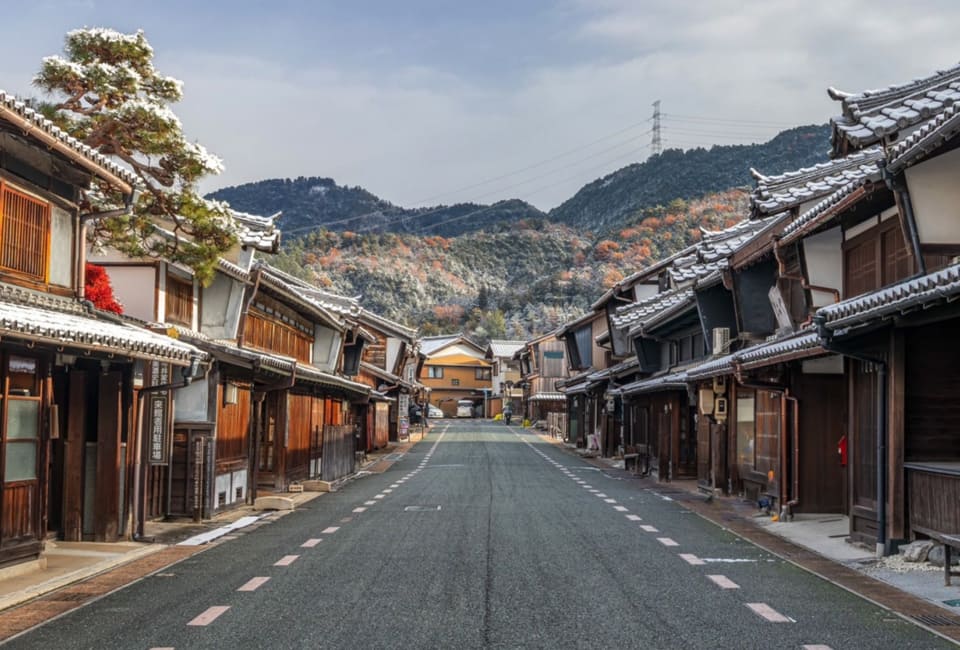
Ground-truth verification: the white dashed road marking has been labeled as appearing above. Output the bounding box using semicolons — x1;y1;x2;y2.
679;554;706;566
353;507;367;513
322;526;340;534
746;603;795;623
706;574;740;589
657;537;679;547
301;538;322;548
187;606;230;626
274;555;299;566
613;506;628;512
626;514;642;521
238;577;270;592
640;525;659;532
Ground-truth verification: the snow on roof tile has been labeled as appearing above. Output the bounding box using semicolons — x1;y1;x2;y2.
751;148;883;216
829;63;960;150
488;340;526;358
618;370;689;396
0;90;139;189
886;103;960;173
816;263;960;331
779;169;881;245
232;210;281;252
0;295;199;364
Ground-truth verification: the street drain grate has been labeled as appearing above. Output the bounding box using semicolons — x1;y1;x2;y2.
912;614;960;627
404;505;441;512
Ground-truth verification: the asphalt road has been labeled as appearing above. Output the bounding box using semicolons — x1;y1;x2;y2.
4;420;952;649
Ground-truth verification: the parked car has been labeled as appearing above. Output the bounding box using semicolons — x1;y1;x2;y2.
456;399;475;417
427;405;444;419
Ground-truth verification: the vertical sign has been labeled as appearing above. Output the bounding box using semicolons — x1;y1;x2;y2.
148;362;171;465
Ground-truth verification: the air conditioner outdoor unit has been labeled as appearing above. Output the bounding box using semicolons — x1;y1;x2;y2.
712;327;730;356
713;375;727;394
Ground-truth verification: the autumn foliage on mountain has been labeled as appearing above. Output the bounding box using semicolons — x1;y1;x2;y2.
271;189;749;341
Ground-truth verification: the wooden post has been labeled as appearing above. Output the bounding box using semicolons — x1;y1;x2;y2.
95;371;122;542
63;370;86;541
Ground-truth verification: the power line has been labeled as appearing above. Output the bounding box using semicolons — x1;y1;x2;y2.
661;112;798;127
282;126;654;237
407;116;653;207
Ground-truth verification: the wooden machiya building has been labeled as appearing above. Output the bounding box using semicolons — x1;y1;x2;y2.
0;91;207;569
557;311;609;449
515;332;567;429
608;219;775;483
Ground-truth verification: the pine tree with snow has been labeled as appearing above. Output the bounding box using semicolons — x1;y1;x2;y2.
34;28;236;283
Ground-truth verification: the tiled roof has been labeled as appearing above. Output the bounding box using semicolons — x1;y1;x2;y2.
611;287;693;331
0;294;200;365
530;392;566;402
829;63;960;150
737;331;822;369
586;358;638;384
420;334;462;355
488;340;526;358
618;370;689;396
887;103;960;173
0;90;139;190
751;148;883;216
233;210;280;252
679;331;823;380
816;263;960;331
778;170;880;245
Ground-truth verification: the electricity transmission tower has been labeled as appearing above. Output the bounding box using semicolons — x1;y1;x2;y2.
651;100;662;156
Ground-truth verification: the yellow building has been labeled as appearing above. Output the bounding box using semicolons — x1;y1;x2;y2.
419;335;493;417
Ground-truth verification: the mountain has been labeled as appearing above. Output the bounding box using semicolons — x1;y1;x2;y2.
270;189;750;340
219;123;833;341
207;177;545;238
548;124;830;232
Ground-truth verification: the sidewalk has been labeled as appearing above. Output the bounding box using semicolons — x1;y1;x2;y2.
0;437;418;618
548;435;960;644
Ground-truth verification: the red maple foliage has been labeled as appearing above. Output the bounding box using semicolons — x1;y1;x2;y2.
84;263;123;314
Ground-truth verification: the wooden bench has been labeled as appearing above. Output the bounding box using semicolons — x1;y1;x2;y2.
927;531;960;585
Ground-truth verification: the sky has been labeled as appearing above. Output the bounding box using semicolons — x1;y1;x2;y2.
2;0;959;211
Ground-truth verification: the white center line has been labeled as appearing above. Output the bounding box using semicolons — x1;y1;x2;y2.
353;507;367;513
596;493;608;498
613;506;628;512
187;606;230;626
626;514;642;521
657;537;679;547
603;498;617;503
364;501;377;506
390;484;399;488
322;526;340;534
274;555;300;566
706;574;740;589
746;603;795;623
301;538;322;548
383;489;393;493
802;646;833;650
640;525;659;533
238;577;270;592
374;494;386;499
679;553;706;566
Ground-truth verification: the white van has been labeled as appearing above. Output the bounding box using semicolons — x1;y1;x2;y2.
456;399;475;418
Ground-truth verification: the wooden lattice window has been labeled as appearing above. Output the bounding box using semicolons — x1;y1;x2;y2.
165;273;194;326
0;183;50;282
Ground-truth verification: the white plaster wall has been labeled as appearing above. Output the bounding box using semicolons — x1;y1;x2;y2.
50;206;73;288
802;226;843;305
633;283;658;302
905;146;960;244
312;326;341;371
201;273;232;339
174;379;209;422
105;266;156;321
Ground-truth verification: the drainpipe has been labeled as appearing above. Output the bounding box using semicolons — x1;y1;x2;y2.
784;389;800;519
814;314;888;557
878;159;926;277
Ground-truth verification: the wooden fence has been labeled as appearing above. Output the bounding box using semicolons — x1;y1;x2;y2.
321;424;356;481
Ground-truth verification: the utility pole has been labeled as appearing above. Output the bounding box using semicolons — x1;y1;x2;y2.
651;100;662;156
